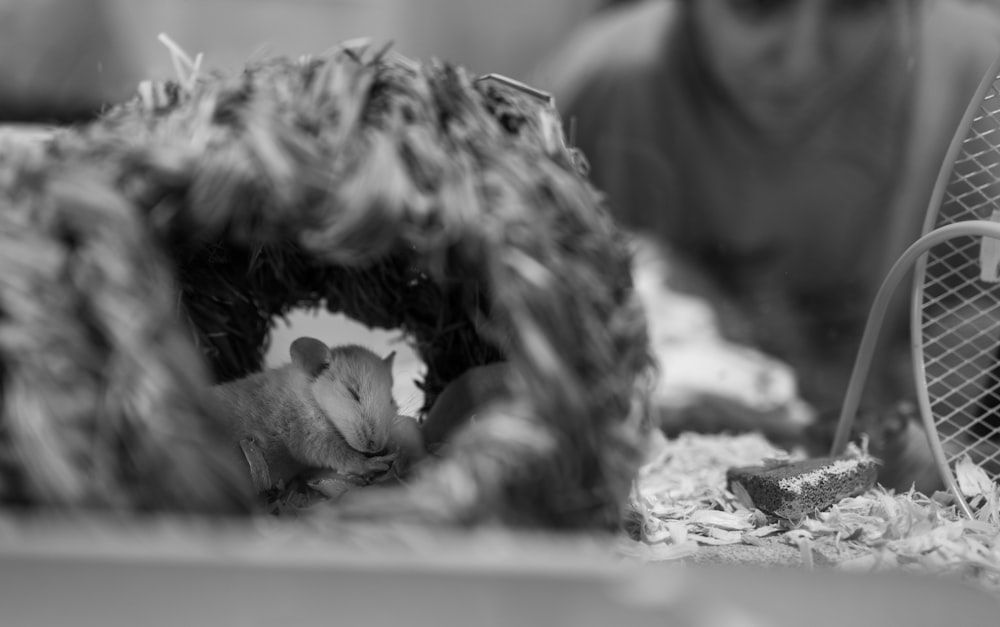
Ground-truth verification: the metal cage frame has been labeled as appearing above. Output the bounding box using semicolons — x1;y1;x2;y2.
832;54;1000;519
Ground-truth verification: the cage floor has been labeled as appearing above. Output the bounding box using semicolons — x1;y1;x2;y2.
0;512;997;627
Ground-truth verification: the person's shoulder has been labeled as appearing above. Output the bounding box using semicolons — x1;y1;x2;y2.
558;0;676;71
890;1;1000;249
925;0;1000;32
922;0;1000;74
532;0;678;100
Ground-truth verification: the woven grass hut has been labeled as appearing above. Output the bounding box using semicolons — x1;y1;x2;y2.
0;42;653;530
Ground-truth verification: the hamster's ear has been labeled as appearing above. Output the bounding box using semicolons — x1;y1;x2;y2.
383;350;396;371
290;337;331;377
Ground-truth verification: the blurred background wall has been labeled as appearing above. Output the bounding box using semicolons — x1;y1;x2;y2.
0;0;603;123
104;0;602;79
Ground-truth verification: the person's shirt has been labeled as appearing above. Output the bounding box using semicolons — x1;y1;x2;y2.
534;0;1000;410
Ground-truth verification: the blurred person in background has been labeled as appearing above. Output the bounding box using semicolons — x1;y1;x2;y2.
0;0;138;124
535;0;1000;491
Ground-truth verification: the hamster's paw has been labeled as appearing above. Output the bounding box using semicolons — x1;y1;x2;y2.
340;448;399;481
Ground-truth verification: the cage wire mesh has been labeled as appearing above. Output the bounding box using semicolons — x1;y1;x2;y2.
912;57;1000;494
833;54;1000;519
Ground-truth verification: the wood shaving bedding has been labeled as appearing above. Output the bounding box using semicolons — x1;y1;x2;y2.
624;431;1000;595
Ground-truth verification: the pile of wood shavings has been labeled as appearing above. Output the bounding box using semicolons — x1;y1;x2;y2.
622;432;1000;594
621;431;790;560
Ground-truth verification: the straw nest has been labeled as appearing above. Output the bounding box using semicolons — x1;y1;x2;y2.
0;42;653;529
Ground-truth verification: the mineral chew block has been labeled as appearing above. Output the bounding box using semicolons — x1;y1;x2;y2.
726;456;879;519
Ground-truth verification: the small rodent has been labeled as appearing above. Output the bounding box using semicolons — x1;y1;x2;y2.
209;336;405;491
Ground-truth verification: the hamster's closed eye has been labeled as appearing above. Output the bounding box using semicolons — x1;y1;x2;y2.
347;386;361;403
